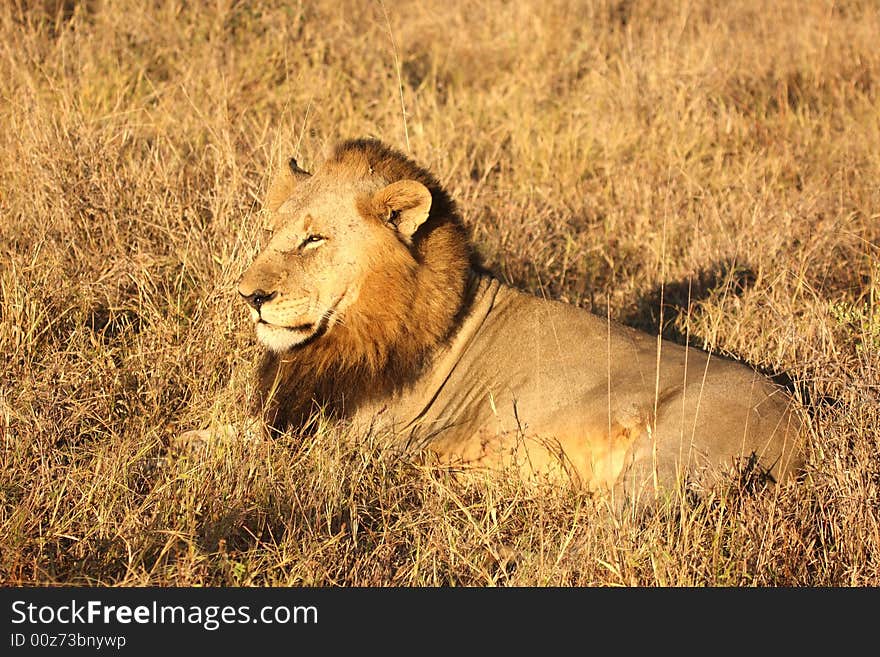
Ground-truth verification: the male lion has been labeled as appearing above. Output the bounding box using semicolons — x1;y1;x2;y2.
236;138;803;500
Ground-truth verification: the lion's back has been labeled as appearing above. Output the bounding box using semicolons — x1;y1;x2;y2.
416;282;804;492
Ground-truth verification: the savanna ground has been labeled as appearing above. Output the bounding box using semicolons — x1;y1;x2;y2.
1;0;878;586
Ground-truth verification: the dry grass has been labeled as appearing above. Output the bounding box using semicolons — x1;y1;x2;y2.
1;0;879;586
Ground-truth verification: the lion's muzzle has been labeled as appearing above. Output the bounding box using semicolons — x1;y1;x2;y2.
240;288;277;310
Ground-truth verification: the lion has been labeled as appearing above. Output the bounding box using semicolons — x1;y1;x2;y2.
235;138;804;500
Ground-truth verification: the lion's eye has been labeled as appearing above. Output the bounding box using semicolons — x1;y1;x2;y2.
300;234;326;249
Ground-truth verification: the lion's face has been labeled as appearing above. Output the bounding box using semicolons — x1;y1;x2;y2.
238;166;433;353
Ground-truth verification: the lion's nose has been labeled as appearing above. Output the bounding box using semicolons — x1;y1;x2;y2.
240;289;277;310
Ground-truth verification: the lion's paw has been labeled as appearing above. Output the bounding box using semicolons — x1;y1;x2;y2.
172;423;241;454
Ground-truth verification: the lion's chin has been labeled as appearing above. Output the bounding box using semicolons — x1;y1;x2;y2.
255;321;322;352
251;296;344;352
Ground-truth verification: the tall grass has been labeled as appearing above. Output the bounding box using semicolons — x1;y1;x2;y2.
1;0;878;585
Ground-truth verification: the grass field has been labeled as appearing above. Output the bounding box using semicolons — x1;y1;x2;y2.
1;0;878;586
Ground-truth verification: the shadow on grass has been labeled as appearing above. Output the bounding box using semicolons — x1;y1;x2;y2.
621;258;829;410
620;258;757;345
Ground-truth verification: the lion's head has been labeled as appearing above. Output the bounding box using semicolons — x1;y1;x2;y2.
239;139;473;431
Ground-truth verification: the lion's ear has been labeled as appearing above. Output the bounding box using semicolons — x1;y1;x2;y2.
372;180;432;243
265;157;311;212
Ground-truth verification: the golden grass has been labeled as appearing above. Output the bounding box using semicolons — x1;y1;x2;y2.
1;0;878;586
